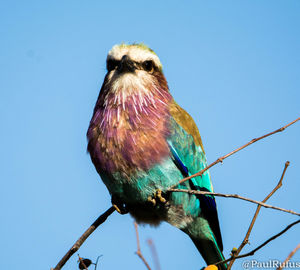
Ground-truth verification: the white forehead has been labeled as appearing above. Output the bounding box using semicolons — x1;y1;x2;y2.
107;45;162;69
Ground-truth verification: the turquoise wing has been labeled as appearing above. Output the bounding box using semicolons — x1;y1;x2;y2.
168;101;223;251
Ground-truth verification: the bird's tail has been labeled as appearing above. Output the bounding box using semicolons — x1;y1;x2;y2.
190;236;227;270
182;216;227;270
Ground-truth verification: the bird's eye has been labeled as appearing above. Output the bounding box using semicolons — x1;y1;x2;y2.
107;59;119;71
143;60;154;72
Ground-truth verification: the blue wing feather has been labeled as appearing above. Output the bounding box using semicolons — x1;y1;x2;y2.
168;118;223;251
168;143;189;177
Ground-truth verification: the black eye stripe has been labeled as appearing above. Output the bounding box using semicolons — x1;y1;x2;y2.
106;58;157;72
106;59;120;71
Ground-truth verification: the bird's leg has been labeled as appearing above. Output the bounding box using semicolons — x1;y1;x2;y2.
155;189;167;203
147;189;167;206
111;195;129;215
147;196;156;206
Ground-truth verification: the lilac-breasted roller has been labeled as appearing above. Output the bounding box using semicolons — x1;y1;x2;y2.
87;43;226;269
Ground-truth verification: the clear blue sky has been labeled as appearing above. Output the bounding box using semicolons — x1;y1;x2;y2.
1;1;299;269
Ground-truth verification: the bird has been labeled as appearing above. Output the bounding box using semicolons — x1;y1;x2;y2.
87;43;227;269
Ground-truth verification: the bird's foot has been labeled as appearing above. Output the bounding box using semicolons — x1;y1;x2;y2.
155;189;167;203
147;189;167;206
111;195;129;215
147;196;156;206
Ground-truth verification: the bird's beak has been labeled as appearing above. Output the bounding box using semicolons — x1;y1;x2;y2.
118;55;136;73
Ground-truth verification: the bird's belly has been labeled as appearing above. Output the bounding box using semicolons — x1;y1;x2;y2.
107;157;197;228
127;202;168;226
128;197;194;228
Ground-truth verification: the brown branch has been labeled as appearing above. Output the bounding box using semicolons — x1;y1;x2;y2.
147;239;161;270
215;219;300;267
52;206;116;270
134;222;152;270
169;117;300;189
277;243;300;270
227;161;290;269
169;189;300;216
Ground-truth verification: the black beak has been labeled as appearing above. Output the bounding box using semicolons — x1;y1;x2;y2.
118;55;136;73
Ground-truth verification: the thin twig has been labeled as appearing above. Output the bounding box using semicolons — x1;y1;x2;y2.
52;206;116;270
228;161;290;269
94;255;103;270
277;243;300;270
147;239;161;270
134;222;152;270
215;219;300;267
169;117;300;189
168;189;300;216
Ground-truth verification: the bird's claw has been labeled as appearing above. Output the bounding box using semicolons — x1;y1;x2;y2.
147;189;167;206
113;204;122;214
155;189;166;203
111;196;129;215
147;196;156;206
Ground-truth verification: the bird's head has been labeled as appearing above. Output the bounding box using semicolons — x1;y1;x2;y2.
102;43;169;100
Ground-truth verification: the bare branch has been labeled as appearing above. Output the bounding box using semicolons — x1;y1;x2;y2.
134;222;152;270
169;189;300;216
277;243;300;270
52;206;116;270
227;161;290;269
147;239;161;270
215;219;300;267
169;117;300;189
